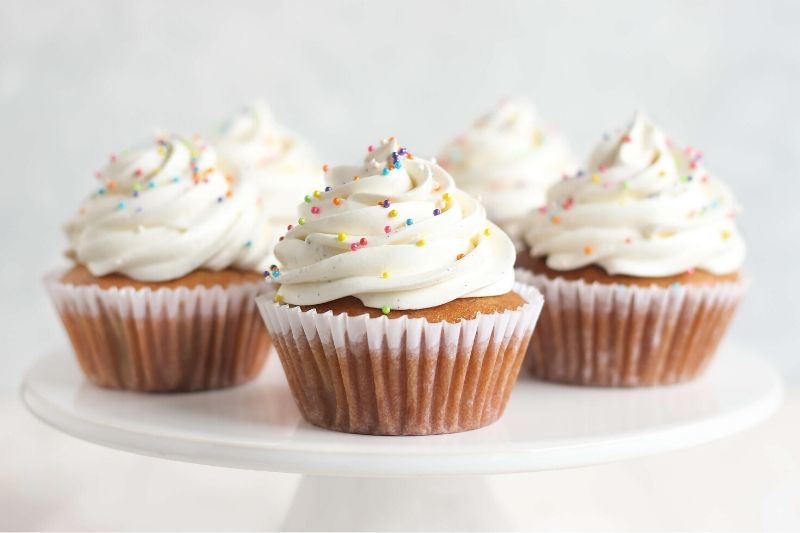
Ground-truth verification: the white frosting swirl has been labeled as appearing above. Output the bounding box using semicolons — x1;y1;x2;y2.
216;100;319;227
273;138;516;310
438;98;576;233
524;112;745;277
65;135;273;281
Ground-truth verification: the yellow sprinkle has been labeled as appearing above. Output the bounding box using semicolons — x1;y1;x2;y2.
388;209;398;218
591;174;601;183
483;227;491;236
313;190;321;198
442;192;452;201
382;271;389;279
416;239;426;247
274;294;284;303
721;229;731;240
337;232;346;241
659;170;666;177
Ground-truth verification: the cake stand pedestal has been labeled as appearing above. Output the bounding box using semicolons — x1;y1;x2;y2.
22;344;782;531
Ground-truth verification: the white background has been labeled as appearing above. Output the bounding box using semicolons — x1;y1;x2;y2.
1;1;799;530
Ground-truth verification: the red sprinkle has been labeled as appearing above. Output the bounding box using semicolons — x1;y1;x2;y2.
359;237;368;246
384;225;391;234
311;206;320;214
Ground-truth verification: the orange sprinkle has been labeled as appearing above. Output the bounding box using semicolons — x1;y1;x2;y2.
456;253;465;261
106;180;116;190
551;215;561;224
322;164;329;172
583;245;593;255
225;189;233;198
333;197;342;206
225;174;234;183
406;153;414;160
352;175;360;181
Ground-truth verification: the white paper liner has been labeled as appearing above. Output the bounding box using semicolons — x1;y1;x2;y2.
45;271;271;392
256;281;544;435
515;267;748;387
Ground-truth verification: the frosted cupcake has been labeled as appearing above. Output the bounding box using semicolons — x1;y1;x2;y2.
216;100;319;256
517;112;747;387
438;97;576;240
256;138;544;435
47;135;274;392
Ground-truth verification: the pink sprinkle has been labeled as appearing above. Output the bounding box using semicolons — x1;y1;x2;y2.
350;243;358;251
94;171;102;178
368;145;374;152
537;206;548;214
621;135;632;143
624;237;633;244
110;154;117;162
690;161;698;170
562;197;574;210
134;168;142;177
384;225;391;234
598;164;607;172
687;267;695;275
359;237;368;246
311;206;320;214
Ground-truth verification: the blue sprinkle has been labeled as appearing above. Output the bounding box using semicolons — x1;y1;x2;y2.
172;176;180;183
405;218;413;226
393;161;401;169
117;201;126;210
271;270;280;279
325;186;332;192
382;168;390;175
148;181;156;189
244;240;252;248
133;191;139;198
670;282;681;290
97;188;107;195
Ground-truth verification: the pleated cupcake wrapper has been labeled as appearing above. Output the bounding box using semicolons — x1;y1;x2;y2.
45;272;271;392
256;281;544;435
515;268;748;387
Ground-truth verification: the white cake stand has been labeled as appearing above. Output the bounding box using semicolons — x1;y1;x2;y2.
22;344;782;531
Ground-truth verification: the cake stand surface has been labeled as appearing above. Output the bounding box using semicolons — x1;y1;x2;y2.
22;343;781;477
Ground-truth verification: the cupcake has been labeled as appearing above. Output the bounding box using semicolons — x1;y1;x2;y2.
216;100;319;258
47;135;274;392
518;112;747;387
256;138;544;435
438;97;576;240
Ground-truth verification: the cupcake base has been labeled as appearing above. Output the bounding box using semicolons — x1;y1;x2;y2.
47;266;271;392
516;258;747;387
257;283;544;435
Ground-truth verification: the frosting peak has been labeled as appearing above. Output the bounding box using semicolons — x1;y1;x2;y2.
524;112;746;277
438;97;576;232
272;138;516;310
65;135;273;281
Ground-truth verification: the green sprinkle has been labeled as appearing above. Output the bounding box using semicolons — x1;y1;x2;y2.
381;305;391;315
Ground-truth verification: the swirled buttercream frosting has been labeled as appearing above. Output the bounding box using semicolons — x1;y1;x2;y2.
215;101;319;226
438;97;576;231
65;135;273;282
271;137;517;310
524;112;745;277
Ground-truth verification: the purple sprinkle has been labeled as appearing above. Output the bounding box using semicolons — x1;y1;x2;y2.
433;208;441;216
